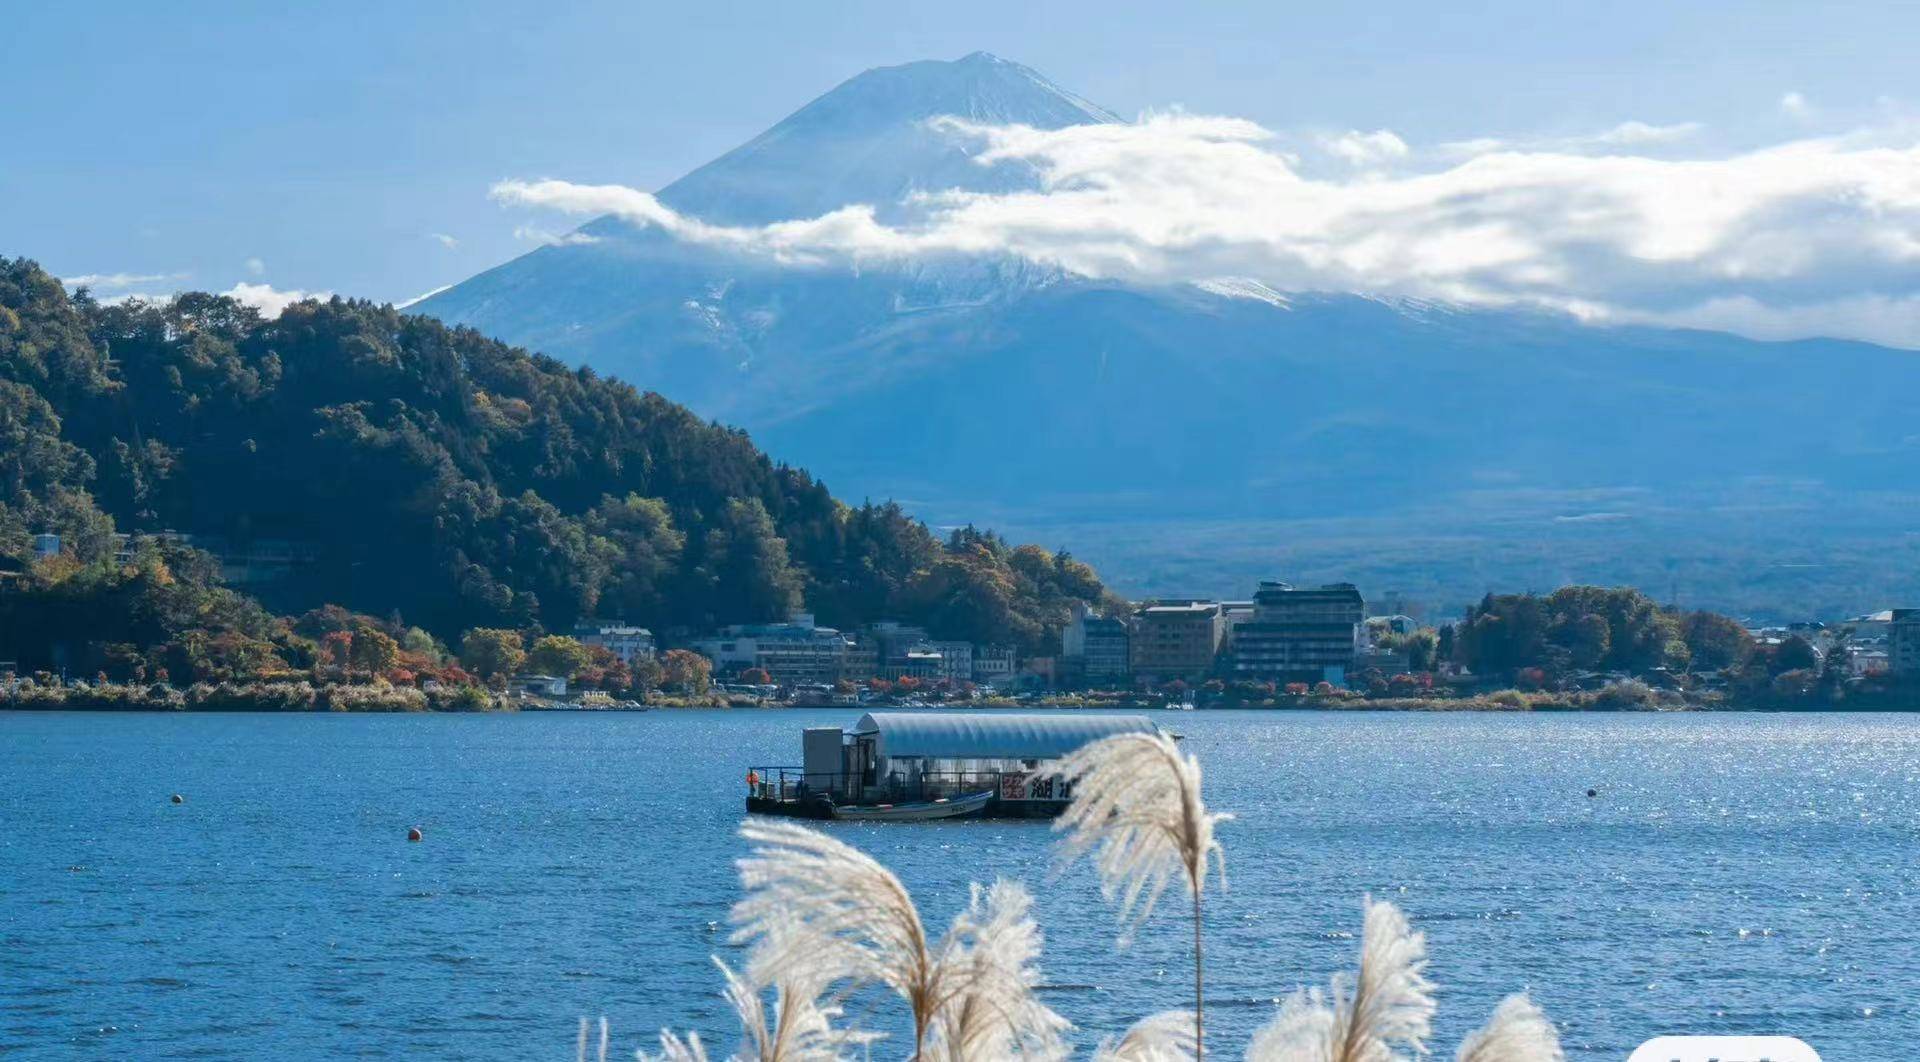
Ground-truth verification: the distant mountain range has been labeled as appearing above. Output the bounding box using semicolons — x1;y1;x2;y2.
419;53;1920;620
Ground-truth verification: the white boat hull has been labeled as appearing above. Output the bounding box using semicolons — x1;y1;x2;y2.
831;790;993;822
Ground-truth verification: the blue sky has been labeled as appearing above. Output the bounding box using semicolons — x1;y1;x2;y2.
6;0;1918;323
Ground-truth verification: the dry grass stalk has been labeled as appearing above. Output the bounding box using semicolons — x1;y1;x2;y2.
1051;731;1230;932
716;956;871;1062
1247;897;1436;1062
1454;994;1563;1062
1093;1010;1199;1061
1051;731;1230;1056
923;880;1072;1061
638;1029;712;1062
733;820;1068;1060
733;820;942;1054
576;1017;609;1062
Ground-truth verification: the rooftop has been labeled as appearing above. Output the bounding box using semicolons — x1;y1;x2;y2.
576;622;653;635
851;712;1159;760
1141;602;1220;615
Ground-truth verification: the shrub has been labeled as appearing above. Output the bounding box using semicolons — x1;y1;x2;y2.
428;683;507;712
1488;689;1531;709
1594;678;1657;709
316;683;428;712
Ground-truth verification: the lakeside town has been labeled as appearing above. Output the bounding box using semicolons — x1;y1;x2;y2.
555;582;1920;711
3;528;1916;713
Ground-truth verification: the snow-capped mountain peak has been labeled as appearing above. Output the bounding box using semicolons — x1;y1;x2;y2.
643;52;1118;227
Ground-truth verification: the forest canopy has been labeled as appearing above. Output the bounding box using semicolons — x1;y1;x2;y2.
0;257;1113;658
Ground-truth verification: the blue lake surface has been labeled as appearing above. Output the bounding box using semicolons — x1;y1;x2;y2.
3;709;1917;1059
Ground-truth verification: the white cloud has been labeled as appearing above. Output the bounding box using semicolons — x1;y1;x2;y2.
65;280;326;318
495;111;1920;347
1586;120;1703;146
222;282;328;318
430;232;460;249
60;271;188;289
396;284;452;309
1317;128;1409;167
509;221;603;246
244;257;266;276
1780;91;1812;118
1436;136;1510;158
1628;293;1920;349
59;268;328;321
94;292;175;307
1439;120;1701;158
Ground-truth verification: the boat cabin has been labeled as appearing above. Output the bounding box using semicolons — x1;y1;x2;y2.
748;711;1161;820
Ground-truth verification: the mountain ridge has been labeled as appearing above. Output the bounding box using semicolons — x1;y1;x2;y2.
418;55;1920;618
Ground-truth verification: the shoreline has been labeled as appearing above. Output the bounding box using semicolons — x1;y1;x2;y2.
9;698;1920;714
6;679;1916;714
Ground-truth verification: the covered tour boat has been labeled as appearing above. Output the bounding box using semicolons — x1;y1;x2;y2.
745;711;1161;821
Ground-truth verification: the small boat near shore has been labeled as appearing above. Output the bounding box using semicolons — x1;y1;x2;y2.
830;789;994;822
745;710;1163;821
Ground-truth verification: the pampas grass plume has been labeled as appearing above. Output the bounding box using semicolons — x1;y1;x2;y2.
1094;1010;1200;1062
1455;994;1563;1062
1248;896;1436;1062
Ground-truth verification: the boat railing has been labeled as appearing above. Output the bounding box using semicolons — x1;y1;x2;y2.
744;766;1013;805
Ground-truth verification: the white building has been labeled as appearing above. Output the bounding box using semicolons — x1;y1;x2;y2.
693;613;856;684
883;649;944;681
574;621;656;665
972;644;1016;685
1892;609;1920;677
926;640;973;684
512;674;568;697
1849;610;1895;640
1847;646;1891;678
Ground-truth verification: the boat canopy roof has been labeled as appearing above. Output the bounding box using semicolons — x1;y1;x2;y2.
851;712;1158;762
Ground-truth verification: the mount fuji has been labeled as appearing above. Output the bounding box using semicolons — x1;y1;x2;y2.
418;53;1920;618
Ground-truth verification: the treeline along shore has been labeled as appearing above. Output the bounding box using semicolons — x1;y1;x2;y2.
2;259;1915;713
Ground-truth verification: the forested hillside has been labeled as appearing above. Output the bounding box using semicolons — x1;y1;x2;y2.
0;257;1112;655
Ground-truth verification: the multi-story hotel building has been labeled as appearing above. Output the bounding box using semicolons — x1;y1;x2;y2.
1227;582;1365;684
1130;601;1224;682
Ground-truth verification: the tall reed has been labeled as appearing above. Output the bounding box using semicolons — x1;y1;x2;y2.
731;820;1067;1060
713;956;868;1062
1455;995;1563;1062
922;880;1071;1061
577;1017;609;1062
1247;897;1562;1062
1092;1010;1199;1061
1051;731;1230;1056
636;1028;711;1062
1247;896;1435;1062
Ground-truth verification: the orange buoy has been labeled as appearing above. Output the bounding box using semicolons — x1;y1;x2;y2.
170;794;184;804
407;827;423;842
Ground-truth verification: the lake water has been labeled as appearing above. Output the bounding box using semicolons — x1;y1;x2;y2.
2;709;1917;1059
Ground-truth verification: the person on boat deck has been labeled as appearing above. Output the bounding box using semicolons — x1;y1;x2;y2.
746;769;759;793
